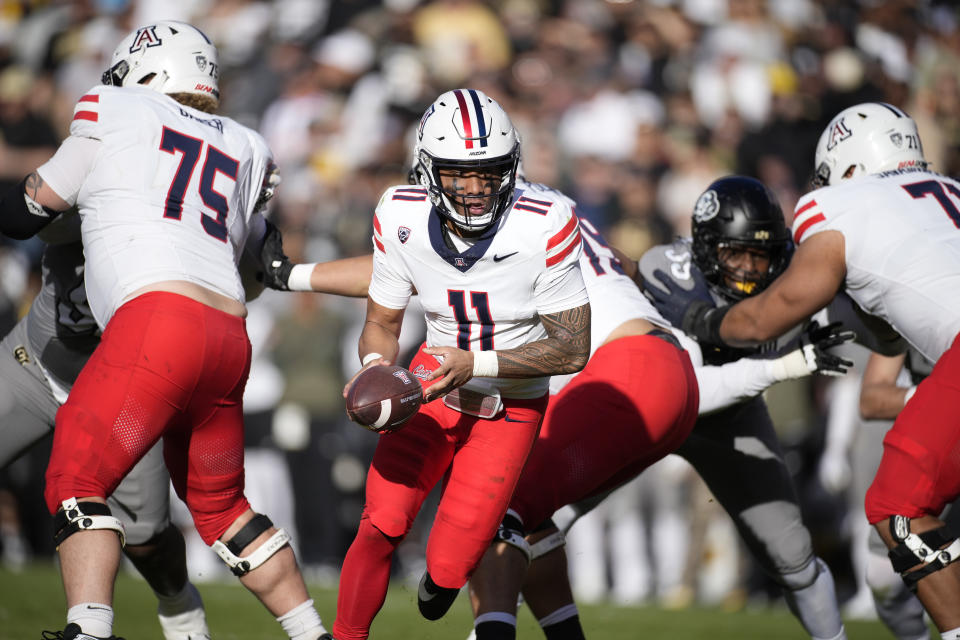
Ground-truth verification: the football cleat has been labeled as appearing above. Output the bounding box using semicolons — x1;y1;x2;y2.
417;571;460;620
41;623;125;640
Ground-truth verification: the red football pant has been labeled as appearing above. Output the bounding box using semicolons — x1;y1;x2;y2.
334;345;547;640
866;331;960;524
510;333;699;529
45;292;252;544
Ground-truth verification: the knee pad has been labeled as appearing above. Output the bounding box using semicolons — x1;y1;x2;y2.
53;498;126;549
494;511;531;565
887;515;960;592
529;518;566;561
211;513;290;577
778;556;820;591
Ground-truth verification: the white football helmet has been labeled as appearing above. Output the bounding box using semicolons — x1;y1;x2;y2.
813;102;927;187
102;21;219;105
412;89;520;232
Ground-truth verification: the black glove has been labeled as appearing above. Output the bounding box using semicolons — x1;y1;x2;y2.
258;220;294;291
799;320;856;376
644;266;724;343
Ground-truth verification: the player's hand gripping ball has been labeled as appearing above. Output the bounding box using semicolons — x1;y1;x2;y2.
346;365;424;433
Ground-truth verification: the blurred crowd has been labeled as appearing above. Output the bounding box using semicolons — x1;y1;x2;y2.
1;0;959;620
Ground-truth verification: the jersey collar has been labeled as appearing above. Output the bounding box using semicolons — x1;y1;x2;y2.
428;206;501;273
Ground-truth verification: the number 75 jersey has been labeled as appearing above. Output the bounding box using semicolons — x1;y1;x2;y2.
39;85;272;328
792;167;960;362
368;179;588;399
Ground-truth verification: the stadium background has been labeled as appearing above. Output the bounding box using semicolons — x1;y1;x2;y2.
0;0;956;635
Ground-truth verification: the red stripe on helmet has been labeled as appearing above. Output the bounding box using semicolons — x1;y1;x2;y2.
453;90;474;150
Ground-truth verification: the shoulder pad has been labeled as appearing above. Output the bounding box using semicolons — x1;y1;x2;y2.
69;86;107;138
638;241;693;292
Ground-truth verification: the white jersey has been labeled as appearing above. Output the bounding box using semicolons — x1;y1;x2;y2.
576;217;673;352
368;179;588;399
793;167;960;362
37;85;272;327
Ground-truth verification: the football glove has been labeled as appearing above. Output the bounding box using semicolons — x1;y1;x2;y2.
774;321;856;378
254;162;281;214
258;220;294;291
643;266;715;336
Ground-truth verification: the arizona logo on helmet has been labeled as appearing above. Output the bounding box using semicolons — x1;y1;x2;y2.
826;118;852;150
417;104;435;139
130;26;162;52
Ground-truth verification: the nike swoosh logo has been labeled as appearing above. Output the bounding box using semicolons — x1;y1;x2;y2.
493;252;518;262
504;415;533;423
86;605;111;611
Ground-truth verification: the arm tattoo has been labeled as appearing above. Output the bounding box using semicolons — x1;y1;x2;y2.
497;303;591;377
25;172;44;200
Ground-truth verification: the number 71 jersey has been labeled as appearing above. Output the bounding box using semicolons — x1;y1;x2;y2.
49;85;271;328
792;167;960;362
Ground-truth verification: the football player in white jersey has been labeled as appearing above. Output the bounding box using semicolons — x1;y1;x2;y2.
467;176;851;640
0;233;213;640
654;103;960;637
330;89;590;640
0;22;332;640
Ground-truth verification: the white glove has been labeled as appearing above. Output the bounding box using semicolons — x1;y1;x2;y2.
770;321;856;380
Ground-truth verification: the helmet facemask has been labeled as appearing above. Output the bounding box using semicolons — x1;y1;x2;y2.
711;240;791;301
417;146;519;233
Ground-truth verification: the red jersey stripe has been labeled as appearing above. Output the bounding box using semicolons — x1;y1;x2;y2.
547;215;579;250
79;94;100;103
73;111;98;122
794;198;818;219
374;236;385;253
546;229;581;267
373;214;381;234
793;212;825;244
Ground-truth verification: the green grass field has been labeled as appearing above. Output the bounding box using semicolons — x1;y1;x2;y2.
0;563;895;639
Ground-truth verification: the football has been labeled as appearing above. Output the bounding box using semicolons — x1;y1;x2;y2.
346;365;424;433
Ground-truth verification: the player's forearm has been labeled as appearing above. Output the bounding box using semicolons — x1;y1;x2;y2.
308;254;372;297
0;173;66;240
720;291;803;347
860;384;910;420
496;304;590;377
358;320;401;365
694;357;787;415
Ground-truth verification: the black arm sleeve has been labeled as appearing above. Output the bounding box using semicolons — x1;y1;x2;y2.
0;176;62;240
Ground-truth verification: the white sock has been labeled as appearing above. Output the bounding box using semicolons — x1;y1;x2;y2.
156;581;204;617
475;611;517;626
276;599;328;640
67;603;113;638
538;603;579;627
942;626;960;640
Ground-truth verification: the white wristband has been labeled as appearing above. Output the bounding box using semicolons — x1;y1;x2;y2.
287;263;316;291
903;385;917;406
769;349;812;381
361;352;383;366
472;350;499;377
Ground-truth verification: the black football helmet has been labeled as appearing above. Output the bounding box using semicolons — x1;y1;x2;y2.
691;176;792;302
